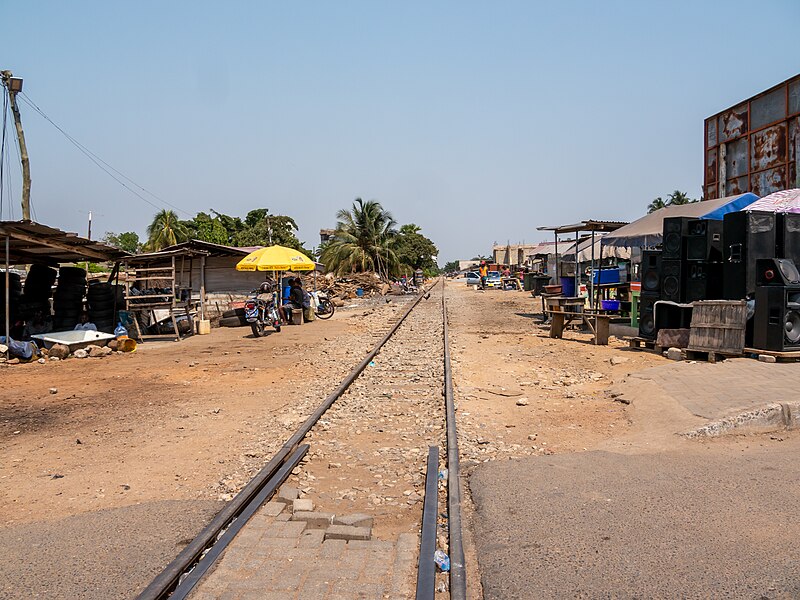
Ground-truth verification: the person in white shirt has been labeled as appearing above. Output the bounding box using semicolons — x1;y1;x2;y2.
74;312;97;331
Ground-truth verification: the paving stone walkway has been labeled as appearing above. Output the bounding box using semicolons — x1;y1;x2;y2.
628;358;800;420
189;501;418;600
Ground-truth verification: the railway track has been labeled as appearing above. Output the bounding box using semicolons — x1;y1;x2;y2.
137;279;466;600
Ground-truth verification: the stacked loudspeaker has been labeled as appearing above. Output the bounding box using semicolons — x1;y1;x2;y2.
660;216;724;304
638;250;661;339
637;208;800;350
753;258;800;352
722;211;776;300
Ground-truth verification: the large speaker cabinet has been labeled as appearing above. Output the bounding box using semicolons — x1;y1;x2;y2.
641;250;661;294
638;293;659;340
753;286;800;352
686;218;723;262
661;259;683;303
723;211;776;299
777;213;800;267
685;262;723;303
662;217;692;260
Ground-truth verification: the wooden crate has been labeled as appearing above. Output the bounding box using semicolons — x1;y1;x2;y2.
688;300;747;355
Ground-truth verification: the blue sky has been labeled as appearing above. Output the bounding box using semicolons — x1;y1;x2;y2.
1;1;798;262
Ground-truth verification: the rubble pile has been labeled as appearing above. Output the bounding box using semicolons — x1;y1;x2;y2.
298;272;402;302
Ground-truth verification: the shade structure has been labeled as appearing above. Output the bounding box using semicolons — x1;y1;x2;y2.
235;245;315;272
602;193;759;248
744;189;800;213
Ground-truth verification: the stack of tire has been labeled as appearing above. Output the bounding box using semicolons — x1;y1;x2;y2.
0;272;22;334
219;307;247;327
18;264;57;323
86;281;121;333
53;267;87;331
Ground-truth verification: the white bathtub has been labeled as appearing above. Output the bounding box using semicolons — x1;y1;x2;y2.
32;329;116;350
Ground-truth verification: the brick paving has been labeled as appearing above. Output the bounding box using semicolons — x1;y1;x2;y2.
630;358;800;420
189;501;418;600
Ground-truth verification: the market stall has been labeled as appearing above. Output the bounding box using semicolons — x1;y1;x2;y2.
1;220;129;359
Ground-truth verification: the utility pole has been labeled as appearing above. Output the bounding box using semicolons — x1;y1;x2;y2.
1;71;30;221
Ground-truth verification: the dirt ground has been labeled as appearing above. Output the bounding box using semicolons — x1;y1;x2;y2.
446;281;662;462
1;279;670;598
0;299;408;527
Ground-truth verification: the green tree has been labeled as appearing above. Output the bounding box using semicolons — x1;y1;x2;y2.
647;196;667;214
394;223;438;275
232;210;307;252
667;190;696;206
145;209;189;251
320;198;399;279
102;231;141;254
648;190;698;213
190;211;229;245
442;260;460;272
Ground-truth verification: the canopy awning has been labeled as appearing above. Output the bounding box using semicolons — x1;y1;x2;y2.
602;193;759;248
744;188;800;213
0;220;130;265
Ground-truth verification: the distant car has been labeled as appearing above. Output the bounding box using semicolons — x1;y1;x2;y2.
485;271;502;288
465;272;481;286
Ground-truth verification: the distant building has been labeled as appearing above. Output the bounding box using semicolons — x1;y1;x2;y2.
492;243;543;267
458;260;480;272
319;229;336;243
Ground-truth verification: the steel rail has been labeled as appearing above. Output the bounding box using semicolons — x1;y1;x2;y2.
170;445;309;599
415;446;439;600
137;284;435;600
443;292;467;598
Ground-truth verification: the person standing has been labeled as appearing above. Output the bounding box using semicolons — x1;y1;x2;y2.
479;261;489;289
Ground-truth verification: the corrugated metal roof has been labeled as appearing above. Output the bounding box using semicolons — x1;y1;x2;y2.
536;220;629;234
0;220;129;265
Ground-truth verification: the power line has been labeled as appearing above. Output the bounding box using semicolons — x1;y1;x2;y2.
17;91;193;218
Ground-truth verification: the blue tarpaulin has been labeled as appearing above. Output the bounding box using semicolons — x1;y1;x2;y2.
701;192;758;220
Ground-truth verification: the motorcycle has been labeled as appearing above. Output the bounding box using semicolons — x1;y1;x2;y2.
310;290;335;319
244;285;282;337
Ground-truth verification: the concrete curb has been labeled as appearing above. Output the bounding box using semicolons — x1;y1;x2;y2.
682;401;800;438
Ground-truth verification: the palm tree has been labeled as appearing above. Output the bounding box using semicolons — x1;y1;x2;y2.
320;199;399;279
647;196;667;214
667;190;695;206
145;209;188;251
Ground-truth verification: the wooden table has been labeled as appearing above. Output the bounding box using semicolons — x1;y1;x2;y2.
547;309;611;345
540;295;583;322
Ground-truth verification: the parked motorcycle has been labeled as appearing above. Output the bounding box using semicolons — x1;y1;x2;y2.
310;290;335;319
244;285;282;337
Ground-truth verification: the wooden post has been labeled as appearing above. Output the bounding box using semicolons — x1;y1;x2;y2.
7;86;30;220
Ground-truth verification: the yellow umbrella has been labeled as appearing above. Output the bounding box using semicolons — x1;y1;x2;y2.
235;245;316;272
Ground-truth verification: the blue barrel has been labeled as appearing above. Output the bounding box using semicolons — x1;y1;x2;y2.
560;277;576;297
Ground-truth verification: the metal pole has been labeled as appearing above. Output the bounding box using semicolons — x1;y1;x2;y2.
590;230;596;308
5;235;9;359
575;229;579;301
554;232;558;286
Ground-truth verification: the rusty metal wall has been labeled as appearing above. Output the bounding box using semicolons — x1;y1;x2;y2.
704;74;800;199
